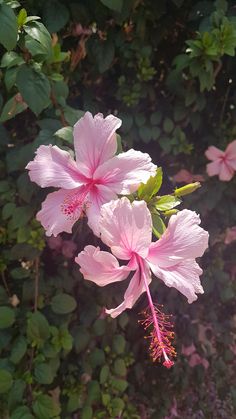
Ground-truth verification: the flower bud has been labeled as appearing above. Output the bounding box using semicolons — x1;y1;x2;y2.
163;209;179;217
174;182;201;197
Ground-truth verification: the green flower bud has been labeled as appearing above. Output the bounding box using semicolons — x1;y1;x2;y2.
174;182;201;197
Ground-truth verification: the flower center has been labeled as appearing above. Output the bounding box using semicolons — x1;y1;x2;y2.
61;181;96;221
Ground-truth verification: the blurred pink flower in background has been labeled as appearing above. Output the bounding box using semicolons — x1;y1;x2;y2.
164;398;179;418
205;140;236;181
47;235;77;259
182;344;209;369
224;226;236;245
173;169;204;184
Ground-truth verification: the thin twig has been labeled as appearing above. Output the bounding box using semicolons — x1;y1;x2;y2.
1;271;10;296
34;257;40;312
219;84;231;128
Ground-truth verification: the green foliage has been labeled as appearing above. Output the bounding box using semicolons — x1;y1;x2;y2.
0;0;235;417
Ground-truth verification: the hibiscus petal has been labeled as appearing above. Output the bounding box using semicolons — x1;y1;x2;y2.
147;209;209;267
99;197;152;260
37;187;84;236
73;112;121;176
206;160;221;177
148;259;204;303
225;140;236;159
93;149;157;194
106;267;151;318
75;245;131;286
219;161;234;181
26;145;86;189
205;145;223;161
86;184;117;236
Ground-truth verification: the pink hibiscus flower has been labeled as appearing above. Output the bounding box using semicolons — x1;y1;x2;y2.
173;169;204;184
224;226;236;245
26;112;156;236
76;197;209;367
205;140;236;181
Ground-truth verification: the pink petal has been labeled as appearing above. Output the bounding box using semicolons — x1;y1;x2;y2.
26;145;86;189
62;240;77;258
219;161;234;181
181;343;196;356
147;209;209;267
148;259;204;303
205;145;224;161
106;266;151;318
225;139;236;159
99;197;152;260
173;169;193;183
94;149;157;194
73;112;121;176
206;160;221;177
37;187;84;236
224;226;236;245
86;184;117;236
47;235;63;250
75;245;131;286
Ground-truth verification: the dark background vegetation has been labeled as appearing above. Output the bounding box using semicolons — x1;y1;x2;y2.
0;0;235;417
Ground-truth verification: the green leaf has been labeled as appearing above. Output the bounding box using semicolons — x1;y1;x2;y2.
89;348;105;368
87;380;101;404
34;363;55;384
153;195;181;211
138;168;163;201
139;126;152;143
81;406;93;419
0;4;18;50
54;126;73;143
151;126;161;140
111;378;128;392
100;365;110;384
8;380;26;412
110;397;125;415
51;293;77;314
150;111;162;125
116;133;123;154
93;40;115;73
100;0;123;12
0;369;13;393
1;52;24;68
43;0;69;33
11;406;34;419
10;206;33;229
114;358;127;376
5;67;18;91
27;311;50;346
33;395;61;419
24;21;52;59
74;326;90;353
151;213;166;239
2;203;16;220
92;319;106;336
11;267;30;279
112;334;126;354
0;306;15;329
16;64;51;115
163;117;174;134
0;94;28;122
10;336;27;364
102;393;111;406
17;8;27;27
